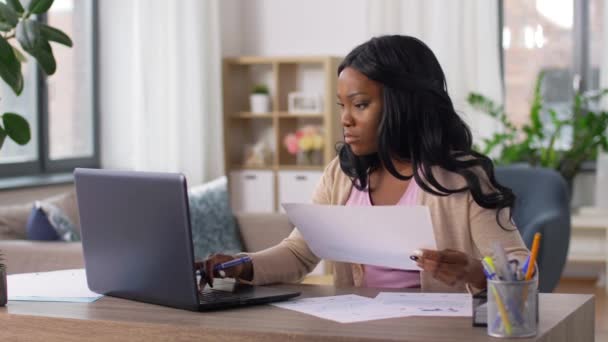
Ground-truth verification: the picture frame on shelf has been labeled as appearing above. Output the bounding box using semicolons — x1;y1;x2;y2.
288;92;323;114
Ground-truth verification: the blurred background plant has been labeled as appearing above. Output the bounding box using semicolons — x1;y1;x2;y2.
0;0;72;150
468;72;608;185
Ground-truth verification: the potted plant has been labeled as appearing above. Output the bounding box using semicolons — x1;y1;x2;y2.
250;84;270;114
0;0;73;151
467;72;608;190
0;250;6;307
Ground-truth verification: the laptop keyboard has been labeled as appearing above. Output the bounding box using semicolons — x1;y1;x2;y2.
199;290;250;303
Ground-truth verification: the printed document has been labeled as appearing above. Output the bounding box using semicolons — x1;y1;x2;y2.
8;269;103;302
374;292;472;317
272;294;411;323
282;203;436;270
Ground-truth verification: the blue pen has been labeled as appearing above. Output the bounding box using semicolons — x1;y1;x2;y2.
214;256;252;271
521;256;530;275
214;256;252;277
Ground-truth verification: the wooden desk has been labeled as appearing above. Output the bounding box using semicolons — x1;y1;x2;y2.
0;284;595;342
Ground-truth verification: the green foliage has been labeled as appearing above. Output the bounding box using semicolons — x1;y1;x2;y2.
0;0;71;150
252;84;269;95
468;72;608;183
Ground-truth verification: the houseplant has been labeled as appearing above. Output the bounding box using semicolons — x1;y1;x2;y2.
250;84;270;114
467;72;608;186
0;0;73;150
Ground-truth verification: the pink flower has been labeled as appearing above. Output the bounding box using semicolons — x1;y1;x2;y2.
283;133;299;155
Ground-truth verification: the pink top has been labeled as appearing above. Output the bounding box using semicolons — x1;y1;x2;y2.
345;178;421;289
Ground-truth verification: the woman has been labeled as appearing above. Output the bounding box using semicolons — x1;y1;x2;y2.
200;35;529;293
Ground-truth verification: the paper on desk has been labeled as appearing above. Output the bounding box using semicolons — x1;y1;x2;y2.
272;294;412;323
374;292;473;317
8;269;103;303
282;203;436;270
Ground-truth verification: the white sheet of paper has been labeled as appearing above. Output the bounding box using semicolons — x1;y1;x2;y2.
272;294;411;323
282;203;436;270
8;269;103;302
374;292;473;317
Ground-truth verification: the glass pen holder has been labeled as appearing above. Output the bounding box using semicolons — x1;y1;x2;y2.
487;278;538;338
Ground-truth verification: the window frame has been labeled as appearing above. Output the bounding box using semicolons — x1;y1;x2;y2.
0;0;100;179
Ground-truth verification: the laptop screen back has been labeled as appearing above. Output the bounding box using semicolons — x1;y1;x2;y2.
74;168;200;311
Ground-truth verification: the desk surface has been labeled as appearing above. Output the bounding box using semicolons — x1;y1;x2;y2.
0;284;595;342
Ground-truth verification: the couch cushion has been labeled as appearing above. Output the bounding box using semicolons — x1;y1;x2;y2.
0;240;84;275
0;189;81;241
0;203;31;240
38;201;80;241
188;177;243;260
26;204;60;241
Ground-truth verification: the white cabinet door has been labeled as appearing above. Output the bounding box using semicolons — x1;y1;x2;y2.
229;170;274;213
277;170;322;212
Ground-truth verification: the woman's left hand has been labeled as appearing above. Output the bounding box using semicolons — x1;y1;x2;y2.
412;249;486;289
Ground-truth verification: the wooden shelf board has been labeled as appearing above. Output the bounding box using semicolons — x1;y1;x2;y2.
225;56;336;65
277;112;324;118
232;112;274;119
278;165;324;171
230;165;276;171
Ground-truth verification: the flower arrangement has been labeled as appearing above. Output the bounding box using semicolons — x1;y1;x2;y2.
283;125;324;165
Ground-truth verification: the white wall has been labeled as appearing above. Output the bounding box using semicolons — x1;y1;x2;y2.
220;0;368;56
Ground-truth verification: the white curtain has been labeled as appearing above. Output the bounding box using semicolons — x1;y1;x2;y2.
98;0;223;186
367;0;503;143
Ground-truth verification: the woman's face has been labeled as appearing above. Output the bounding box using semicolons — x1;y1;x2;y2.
337;67;383;156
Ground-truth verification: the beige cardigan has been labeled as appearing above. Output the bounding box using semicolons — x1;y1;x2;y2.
247;157;530;292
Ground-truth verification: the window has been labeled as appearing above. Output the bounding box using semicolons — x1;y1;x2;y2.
501;0;604;149
0;0;98;178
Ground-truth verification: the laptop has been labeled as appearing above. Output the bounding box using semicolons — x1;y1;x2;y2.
74;168;300;311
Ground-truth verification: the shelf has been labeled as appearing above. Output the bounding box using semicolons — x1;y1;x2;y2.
232;112;274;119
230;164;276;171
277;112;324;118
278;165;324;171
225;56;335;65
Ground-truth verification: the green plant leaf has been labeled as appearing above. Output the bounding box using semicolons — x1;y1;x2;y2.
31;39;55;74
11;45;27;62
16;18;41;52
2;112;30;145
0;2;18;32
17;19;56;74
40;23;72;47
0;126;6;150
7;0;24;14
0;35;24;95
24;0;53;14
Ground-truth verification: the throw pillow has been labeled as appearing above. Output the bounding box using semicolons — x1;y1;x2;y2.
188;176;243;260
25;202;80;242
25;203;60;241
39;202;81;242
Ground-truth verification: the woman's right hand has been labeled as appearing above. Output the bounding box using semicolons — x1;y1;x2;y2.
195;253;253;290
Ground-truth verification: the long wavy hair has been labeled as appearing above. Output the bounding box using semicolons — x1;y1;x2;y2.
337;35;515;228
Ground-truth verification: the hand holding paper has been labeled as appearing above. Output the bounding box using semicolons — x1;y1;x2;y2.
282;203;436;270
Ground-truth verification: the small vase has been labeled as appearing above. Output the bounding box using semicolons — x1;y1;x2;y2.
297;150;322;166
0;266;6;307
250;94;270;114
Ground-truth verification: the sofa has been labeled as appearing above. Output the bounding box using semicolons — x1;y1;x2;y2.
0;190;295;275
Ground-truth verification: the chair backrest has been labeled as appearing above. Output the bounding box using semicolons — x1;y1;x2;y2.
494;166;571;292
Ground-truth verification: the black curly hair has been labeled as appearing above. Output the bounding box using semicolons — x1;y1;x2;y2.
337;35;515;228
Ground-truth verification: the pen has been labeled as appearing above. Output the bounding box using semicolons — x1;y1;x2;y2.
490;283;513;336
214;256;252;277
525;233;541;281
491;242;514;281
